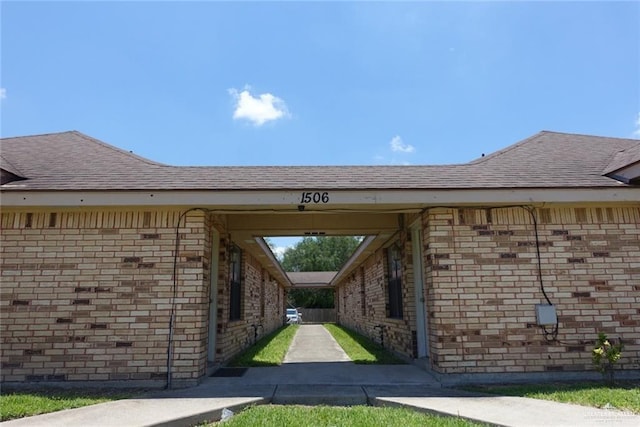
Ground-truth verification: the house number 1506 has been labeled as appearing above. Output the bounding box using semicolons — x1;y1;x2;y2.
300;192;330;204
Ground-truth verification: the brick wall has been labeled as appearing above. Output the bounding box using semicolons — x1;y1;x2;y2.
214;247;285;363
3;204;636;383
0;209;286;386
337;232;417;359
424;206;640;375
336;206;639;376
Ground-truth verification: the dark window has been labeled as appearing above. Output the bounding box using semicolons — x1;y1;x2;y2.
387;244;403;319
229;245;242;321
360;268;366;317
260;272;266;318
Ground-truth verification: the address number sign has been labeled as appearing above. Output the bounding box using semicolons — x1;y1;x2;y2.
299;191;330;204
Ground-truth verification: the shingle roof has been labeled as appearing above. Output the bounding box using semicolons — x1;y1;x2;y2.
603;144;640;175
1;130;638;191
0;153;26;178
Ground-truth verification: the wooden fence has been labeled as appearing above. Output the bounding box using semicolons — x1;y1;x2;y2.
298;308;336;324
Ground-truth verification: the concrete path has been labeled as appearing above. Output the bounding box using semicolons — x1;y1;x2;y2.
369;385;640;427
0;395;268;427
283;324;351;363
2;325;639;427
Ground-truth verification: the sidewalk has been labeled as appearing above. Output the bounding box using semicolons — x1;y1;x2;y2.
283;324;351;363
2;325;639;427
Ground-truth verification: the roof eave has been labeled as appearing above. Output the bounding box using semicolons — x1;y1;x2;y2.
1;187;639;209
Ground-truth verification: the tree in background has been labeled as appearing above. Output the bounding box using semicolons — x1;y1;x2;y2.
281;236;362;272
281;236;362;309
288;288;335;309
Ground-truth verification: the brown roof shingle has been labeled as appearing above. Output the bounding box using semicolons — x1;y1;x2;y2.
1;130;638;191
603;144;640;175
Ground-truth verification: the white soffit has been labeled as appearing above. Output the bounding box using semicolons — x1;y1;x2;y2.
2;188;640;208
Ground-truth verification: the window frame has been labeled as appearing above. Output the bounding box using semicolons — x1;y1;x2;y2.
229;244;243;321
386;243;403;319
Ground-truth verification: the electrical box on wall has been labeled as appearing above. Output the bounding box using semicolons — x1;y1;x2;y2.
535;304;557;326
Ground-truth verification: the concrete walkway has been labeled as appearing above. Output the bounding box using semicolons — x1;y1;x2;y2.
2;325;639;427
283;324;351;363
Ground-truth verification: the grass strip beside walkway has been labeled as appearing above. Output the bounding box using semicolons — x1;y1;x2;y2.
323;323;404;364
209;404;486;427
229;324;299;367
0;388;135;421
466;382;640;414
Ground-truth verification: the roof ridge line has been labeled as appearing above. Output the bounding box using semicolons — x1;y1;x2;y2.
69;131;169;168
539;129;640;141
174;163;472;169
468;131;545;165
0;130;77;140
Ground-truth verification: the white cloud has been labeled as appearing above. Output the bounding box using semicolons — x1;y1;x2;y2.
0;88;6;99
633;112;640;138
373;136;416;164
265;236;300;261
229;86;290;126
389;135;415;153
271;246;287;261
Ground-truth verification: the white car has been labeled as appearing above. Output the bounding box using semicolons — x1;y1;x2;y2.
286;308;301;324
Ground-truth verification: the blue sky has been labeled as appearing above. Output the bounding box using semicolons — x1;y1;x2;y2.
1;0;639;253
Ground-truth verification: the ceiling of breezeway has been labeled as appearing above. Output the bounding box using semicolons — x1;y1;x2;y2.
228;211;407;289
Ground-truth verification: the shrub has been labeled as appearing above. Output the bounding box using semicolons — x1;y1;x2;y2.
592;332;623;384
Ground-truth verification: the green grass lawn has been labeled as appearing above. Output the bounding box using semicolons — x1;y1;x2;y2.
323;324;404;364
206;404;486;427
229;324;299;367
0;388;136;421
466;381;640;414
